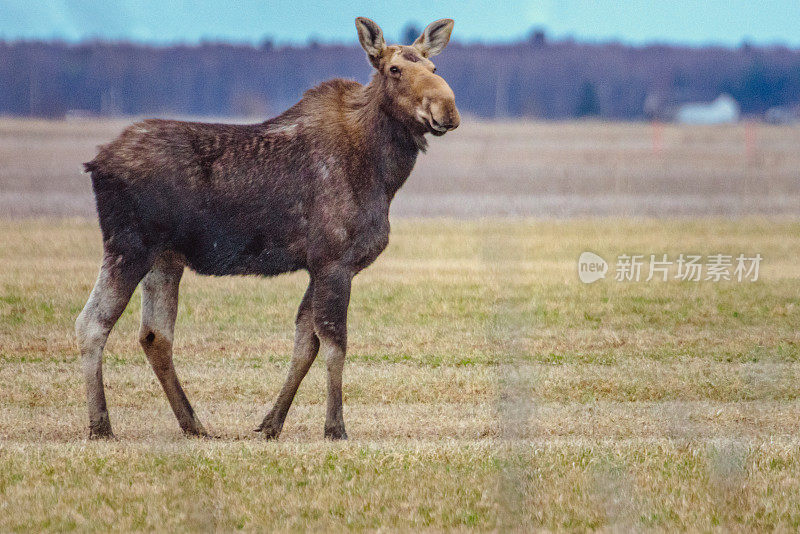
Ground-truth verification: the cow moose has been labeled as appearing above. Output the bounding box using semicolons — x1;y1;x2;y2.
76;17;460;440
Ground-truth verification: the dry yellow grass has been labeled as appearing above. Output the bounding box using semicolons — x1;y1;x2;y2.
2;117;800;217
1;218;800;531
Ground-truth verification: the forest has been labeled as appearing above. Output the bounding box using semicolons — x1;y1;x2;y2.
1;32;799;120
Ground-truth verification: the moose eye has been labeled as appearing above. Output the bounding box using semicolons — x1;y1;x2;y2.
389;66;401;75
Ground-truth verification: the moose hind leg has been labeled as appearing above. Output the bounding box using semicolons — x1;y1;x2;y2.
139;253;207;436
257;281;319;440
76;253;149;439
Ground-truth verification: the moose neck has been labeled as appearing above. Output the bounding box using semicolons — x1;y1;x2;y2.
347;76;424;200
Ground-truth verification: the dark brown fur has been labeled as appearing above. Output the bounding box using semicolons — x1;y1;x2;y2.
76;17;459;440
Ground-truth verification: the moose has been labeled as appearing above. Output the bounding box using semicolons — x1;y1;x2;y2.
76;17;460;440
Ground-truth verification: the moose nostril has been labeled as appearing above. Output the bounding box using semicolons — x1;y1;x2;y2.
429;115;458;131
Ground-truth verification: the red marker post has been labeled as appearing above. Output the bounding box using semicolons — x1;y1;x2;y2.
745;120;757;163
651;120;664;156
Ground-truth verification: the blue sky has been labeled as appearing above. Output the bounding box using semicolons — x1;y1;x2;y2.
2;1;799;47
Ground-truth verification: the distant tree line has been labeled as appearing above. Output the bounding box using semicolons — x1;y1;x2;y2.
1;35;799;120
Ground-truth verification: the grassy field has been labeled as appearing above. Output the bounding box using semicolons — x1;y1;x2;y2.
2;217;800;531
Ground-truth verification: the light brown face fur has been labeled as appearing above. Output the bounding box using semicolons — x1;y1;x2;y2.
356;17;460;136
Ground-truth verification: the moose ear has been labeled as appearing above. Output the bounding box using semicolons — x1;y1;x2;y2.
413;19;454;57
355;17;386;67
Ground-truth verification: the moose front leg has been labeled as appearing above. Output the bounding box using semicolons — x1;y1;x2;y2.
257;282;319;439
313;265;352;440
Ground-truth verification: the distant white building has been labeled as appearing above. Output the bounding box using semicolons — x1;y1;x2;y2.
675;94;740;124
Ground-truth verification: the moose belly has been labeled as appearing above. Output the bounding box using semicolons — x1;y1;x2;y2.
184;237;304;277
168;197;307;277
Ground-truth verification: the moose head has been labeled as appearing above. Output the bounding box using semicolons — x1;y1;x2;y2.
356;17;460;137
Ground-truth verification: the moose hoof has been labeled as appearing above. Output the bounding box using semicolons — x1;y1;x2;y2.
88;417;115;440
259;426;282;441
255;419;282;440
89;429;115;440
255;411;284;440
180;419;209;438
324;426;348;440
183;428;211;439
